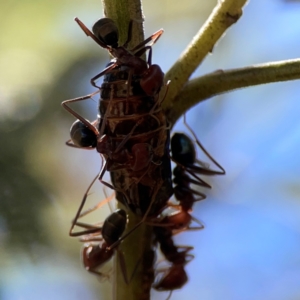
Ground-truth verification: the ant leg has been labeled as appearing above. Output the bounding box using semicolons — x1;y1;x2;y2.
175;187;207;203
171;157;212;189
79;193;115;219
69;171;102;237
72;222;103;236
90;63;118;88
166;291;173;300
172;215;204;235
183;114;226;175
130;29;164;53
62;91;99;113
196;158;210;169
189;215;205;230
134;46;153;65
65;139;96;150
97;160;115;190
185;170;211;188
71;188;115;236
73;190;115;236
155;246;194;267
61;91;99;136
74;17;108;49
176;246;194;256
122;20;162;50
87;268;110;280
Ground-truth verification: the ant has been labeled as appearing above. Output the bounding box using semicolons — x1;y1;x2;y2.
150;117;226;298
68;178;134;282
80;208;127;278
142;118;226;236
62;14;166;147
74;17;164;96
153;225;194;299
170;115;225;212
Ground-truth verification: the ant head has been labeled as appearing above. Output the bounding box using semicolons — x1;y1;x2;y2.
92;18;119;48
70;119;97;148
171;133;196;165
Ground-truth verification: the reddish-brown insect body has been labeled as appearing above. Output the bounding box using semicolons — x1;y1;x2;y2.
63;17;172;219
73;17;173;219
61;16;227;299
61;18;173;293
82;243;114;277
80;209;127;277
98;66;172;217
75;17;165;96
171;132;225;212
153;264;188;291
153;225;193;296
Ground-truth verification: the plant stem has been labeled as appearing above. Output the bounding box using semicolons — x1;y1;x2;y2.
113;206;154;300
167;58;300;124
102;0;145;47
101;1;155;299
98;0;300;299
163;0;248;111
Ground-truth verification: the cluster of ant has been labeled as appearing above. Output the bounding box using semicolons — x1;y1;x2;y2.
62;17;225;299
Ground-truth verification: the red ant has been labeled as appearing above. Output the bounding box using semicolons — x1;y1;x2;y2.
75;17;164;96
152;225;194;299
154;265;188;293
170;115;225;212
80;208;127;278
62;15;166;149
149;118;225;298
143;119;226;236
67;177;134;282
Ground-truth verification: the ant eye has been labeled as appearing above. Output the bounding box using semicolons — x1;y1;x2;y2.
92;18;119;47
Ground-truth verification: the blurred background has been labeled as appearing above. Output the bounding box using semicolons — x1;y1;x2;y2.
1;0;300;299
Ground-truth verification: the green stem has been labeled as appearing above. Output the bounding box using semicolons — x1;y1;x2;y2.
101;1;154;299
113;207;154;300
102;0;144;46
97;0;300;298
163;0;248;116
166;58;300;124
